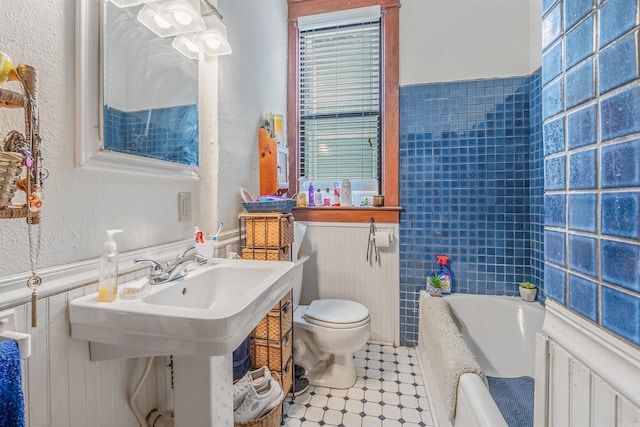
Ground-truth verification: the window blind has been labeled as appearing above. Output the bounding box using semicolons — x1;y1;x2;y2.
298;18;381;185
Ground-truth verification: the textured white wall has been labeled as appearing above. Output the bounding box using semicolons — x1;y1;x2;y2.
399;0;542;85
0;0;199;277
216;0;288;231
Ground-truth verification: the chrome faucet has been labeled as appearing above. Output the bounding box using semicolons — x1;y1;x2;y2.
134;245;208;284
164;245;208;281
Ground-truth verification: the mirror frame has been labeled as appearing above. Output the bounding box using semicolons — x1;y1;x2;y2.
75;0;200;180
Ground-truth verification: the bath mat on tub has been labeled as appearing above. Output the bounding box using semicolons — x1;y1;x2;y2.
487;376;534;427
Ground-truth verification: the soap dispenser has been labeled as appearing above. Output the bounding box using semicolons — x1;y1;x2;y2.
98;229;123;302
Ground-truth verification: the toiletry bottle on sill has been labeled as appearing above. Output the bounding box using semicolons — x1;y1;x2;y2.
98;229;123;302
333;183;341;207
323;188;331;206
308;181;315;206
314;189;322;206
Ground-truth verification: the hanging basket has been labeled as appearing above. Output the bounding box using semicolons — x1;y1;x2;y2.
0;152;24;209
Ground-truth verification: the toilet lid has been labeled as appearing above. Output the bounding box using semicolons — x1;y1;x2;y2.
304;299;369;326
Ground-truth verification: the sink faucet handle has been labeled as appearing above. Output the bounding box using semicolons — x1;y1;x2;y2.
134;258;163;272
134;258;168;282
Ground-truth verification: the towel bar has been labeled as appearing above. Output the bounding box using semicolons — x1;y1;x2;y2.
0;309;31;360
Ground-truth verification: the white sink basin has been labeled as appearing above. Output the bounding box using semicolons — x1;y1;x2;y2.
70;258;295;357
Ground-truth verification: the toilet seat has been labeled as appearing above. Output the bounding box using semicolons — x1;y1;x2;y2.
303;299;370;329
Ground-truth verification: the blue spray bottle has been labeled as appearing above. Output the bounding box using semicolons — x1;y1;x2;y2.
436;255;452;294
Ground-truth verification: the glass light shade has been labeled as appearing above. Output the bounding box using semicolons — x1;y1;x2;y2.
109;0;143;8
172;34;200;60
137;2;179;37
157;0;205;34
193;14;232;56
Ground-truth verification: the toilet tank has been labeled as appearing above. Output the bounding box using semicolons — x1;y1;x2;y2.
292;256;309;310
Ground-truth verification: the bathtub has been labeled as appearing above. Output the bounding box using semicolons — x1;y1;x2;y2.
417;292;545;427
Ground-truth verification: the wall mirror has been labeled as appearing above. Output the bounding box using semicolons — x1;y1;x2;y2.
76;0;200;179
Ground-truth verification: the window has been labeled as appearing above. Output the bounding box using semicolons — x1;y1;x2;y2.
299;18;381;191
287;0;400;222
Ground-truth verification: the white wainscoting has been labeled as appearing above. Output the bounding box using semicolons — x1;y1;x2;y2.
298;221;400;344
535;301;640;427
11;281;170;427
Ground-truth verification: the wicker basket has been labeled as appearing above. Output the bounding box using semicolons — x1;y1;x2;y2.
241;247;291;261
234;373;283;427
253;304;292;341
250;331;293;372
0;152;24;208
245;214;294;248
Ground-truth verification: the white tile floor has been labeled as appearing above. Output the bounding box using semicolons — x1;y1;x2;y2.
283;344;435;427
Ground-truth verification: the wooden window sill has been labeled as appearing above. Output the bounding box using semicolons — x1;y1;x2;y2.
292;206;402;223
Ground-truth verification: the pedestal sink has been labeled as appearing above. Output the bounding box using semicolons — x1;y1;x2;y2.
70;258;295;426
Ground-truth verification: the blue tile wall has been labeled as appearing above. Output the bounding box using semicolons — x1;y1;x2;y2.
565;0;595;30
543;0;640;346
569;149;597;189
569;234;597;276
543;5;563;50
599;86;640;141
568;193;597;232
542;78;564;120
602;192;640;238
602;286;640;345
545;264;567;302
601;139;640;188
103;105;199;166
545;194;566;227
565;15;595;70
567;104;597;149
598;32;639;94
399;73;543;345
545;230;566;266
529;70;545;295
542;42;563;86
565;59;595;109
543;117;565;154
568;274;598;321
598;0;639;48
544;156;566;190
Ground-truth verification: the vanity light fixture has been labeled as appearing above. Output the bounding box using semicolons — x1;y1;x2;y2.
194;13;231;56
156;0;205;34
109;0;144;8
172;1;232;59
137;1;179;37
172;34;200;60
137;0;204;37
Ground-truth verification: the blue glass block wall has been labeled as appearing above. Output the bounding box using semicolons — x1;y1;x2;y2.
103;105;199;166
542;0;640;346
529;69;545;301
399;75;544;345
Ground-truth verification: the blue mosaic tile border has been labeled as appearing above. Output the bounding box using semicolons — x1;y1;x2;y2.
103;104;199;166
399;73;543;345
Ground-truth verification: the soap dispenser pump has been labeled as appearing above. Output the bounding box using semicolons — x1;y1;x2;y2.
98;229;123;302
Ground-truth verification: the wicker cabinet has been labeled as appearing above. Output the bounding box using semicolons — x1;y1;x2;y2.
239;212;295;395
250;291;294;395
238;213;294;261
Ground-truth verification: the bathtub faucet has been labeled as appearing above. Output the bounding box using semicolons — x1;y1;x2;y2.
134;245;207;284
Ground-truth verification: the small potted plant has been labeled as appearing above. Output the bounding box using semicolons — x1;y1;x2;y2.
428;274;443;297
518;281;537;302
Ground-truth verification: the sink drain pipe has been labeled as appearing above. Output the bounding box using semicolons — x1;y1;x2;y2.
128;356;156;426
146;409;174;427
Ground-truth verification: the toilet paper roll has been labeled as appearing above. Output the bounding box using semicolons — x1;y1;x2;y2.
373;231;392;248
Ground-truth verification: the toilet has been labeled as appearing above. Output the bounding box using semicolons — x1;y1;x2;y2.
292;256;371;389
